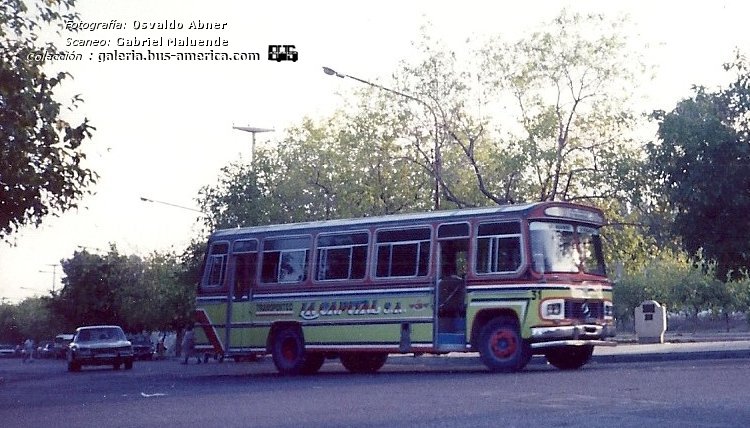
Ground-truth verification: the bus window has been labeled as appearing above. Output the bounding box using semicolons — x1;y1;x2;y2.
261;236;310;284
375;227;431;278
578;226;606;276
204;242;229;288
475;222;522;274
316;232;368;281
529;222;578;273
232;239;258;299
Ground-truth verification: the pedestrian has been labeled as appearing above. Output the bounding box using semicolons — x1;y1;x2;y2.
180;326;200;364
22;338;34;363
156;335;167;360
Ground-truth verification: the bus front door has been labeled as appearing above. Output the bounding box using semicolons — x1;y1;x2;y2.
436;238;468;351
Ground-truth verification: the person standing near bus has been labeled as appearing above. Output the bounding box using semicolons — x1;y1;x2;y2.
180;326;200;364
22;338;34;363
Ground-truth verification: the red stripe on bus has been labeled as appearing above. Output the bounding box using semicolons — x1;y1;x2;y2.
194;309;224;355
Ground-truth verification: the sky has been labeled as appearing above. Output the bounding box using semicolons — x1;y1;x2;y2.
1;0;749;303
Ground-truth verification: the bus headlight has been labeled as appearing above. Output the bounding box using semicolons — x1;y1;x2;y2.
541;298;565;320
603;301;614;320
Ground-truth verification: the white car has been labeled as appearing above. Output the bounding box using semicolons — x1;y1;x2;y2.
67;325;134;371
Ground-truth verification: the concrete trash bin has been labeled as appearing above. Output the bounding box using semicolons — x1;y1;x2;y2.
634;300;667;344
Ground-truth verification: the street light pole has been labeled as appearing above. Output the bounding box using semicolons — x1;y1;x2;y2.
232;125;274;169
38;263;57;293
323;66;442;210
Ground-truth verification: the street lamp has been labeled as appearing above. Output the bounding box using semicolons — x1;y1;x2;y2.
38;263;58;293
232;125;274;169
139;196;206;214
323;66;443;210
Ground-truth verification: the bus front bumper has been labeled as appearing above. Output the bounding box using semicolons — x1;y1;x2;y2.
529;324;617;349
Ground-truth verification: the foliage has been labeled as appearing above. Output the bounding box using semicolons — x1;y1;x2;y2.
49;245;194;333
0;297;63;343
614;251;750;329
0;0;96;242
197;114;430;233
647;54;750;279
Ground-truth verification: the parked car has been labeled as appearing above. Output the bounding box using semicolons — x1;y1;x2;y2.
0;344;16;358
67;325;134;372
129;335;154;360
53;334;74;359
36;341;55;359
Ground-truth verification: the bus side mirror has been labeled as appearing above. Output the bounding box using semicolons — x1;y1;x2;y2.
533;253;545;275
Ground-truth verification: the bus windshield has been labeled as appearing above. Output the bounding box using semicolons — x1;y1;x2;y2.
529;222;606;275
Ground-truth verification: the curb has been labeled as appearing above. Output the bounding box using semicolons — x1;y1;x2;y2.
591;349;750;364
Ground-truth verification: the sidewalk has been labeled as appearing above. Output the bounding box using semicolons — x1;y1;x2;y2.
591;333;750;364
390;334;750;368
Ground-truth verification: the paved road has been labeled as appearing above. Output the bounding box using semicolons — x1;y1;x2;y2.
1;342;749;428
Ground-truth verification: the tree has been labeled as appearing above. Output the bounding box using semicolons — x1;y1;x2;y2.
647;54;750;279
0;0;96;242
52;246;137;329
364;12;648;208
51;246;196;333
197;113;429;233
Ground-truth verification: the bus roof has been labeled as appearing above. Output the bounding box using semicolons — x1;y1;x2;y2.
209;201;603;240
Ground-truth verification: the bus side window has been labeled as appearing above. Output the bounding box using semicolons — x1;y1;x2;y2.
261;236;311;284
375;227;431;278
204;242;229;288
475;222;522;275
233;253;256;300
315;232;369;282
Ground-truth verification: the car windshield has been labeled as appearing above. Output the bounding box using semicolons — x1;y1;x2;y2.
78;328;126;342
529;221;606;275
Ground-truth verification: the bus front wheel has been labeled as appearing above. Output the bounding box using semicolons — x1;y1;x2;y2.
271;327;307;375
340;352;388;373
545;345;593;370
477;316;531;372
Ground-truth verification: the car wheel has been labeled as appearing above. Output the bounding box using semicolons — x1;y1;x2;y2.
124;359;133;370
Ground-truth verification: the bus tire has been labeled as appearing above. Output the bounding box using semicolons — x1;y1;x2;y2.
300;352;325;375
271;327;307;375
340;352;388;374
477;316;531;372
545;345;593;370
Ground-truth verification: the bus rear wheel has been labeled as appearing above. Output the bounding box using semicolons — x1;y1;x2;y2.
271;327;307;375
477;316;531;372
545;345;593;370
340;352;388;374
300;353;325;375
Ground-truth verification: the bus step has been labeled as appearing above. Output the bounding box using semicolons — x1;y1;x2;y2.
438;333;466;346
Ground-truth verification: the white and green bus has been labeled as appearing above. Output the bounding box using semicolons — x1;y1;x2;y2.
194;201;615;374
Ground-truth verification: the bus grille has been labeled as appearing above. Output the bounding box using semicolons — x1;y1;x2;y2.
565;300;604;321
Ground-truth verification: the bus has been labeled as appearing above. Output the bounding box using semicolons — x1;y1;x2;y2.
194;201;616;374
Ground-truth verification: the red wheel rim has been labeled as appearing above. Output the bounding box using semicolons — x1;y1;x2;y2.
281;338;297;361
489;329;517;359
